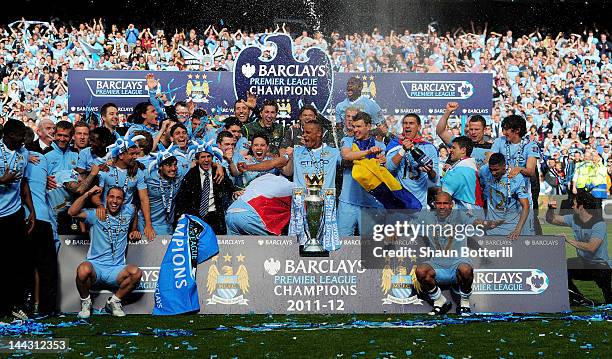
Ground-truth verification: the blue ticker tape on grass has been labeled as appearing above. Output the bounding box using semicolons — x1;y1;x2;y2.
102;329;194;337
102;330;141;336
0;308;609;337
0;320;50;336
0;318;198;337
0;319;89;336
152;329;194;337
228;311;611;332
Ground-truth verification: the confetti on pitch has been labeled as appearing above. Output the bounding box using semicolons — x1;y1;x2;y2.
225;311;610;332
152;328;194;337
102;330;141;336
0;319;90;336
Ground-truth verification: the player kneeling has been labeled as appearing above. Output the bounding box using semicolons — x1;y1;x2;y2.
415;191;474;316
68;186;142;318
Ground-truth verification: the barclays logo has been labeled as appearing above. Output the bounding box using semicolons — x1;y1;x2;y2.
472;269;549;295
84;78;148;98
525;270;549;294
63;238;90;246
400;80;474;100
264;258;281;275
233;34;334;122
241;63;256;78
525;239;559;246
135;266;160;293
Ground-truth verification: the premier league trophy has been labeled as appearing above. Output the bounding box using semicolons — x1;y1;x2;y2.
289;173;341;256
302;173;326;254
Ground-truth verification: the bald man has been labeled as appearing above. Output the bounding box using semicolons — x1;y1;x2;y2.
31;118;55;153
415;191;476;316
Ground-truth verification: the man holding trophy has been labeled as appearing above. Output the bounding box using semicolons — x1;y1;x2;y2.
237;120;342;254
291;121;342;254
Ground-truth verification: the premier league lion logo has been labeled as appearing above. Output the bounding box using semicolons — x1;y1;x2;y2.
525;269;549;294
233;33;334;124
381;259;423;305
206;254;250;305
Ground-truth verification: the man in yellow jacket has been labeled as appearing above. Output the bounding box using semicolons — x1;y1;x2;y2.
573;152;608;199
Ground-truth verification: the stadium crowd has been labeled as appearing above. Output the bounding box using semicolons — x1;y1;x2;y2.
0;19;610;194
0;19;610;318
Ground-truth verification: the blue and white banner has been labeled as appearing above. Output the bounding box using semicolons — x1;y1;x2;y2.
68;71;493;120
68;70;236;116
58;234;568;314
152;214;219;315
329;72;493;117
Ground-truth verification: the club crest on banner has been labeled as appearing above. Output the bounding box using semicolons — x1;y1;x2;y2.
233;34;334;124
381;258;423;305
360;75;377;98
206;253;250;305
277;98;292;120
186;73;210;103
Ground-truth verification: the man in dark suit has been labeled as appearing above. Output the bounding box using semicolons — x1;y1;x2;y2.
0;56;9;80
174;144;234;234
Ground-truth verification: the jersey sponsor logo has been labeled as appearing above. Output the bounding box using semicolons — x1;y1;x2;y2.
300;159;331;167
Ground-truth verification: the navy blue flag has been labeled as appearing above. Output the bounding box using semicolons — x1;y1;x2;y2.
153;214;219;315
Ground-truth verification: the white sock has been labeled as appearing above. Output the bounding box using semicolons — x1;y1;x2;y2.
460;297;470;308
433;294;447;307
110;295;121;303
81;295;91;301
